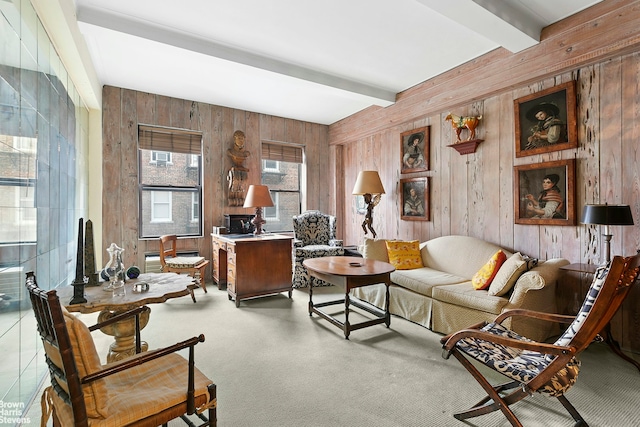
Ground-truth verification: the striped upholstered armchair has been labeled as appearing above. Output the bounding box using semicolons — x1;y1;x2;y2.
292;210;344;288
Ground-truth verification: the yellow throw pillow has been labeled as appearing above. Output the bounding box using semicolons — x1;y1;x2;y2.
472;250;507;290
385;240;423;270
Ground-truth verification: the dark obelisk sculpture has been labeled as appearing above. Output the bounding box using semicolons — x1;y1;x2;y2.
84;219;99;286
70;218;88;304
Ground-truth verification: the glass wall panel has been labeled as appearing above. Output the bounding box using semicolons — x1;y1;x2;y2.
0;0;90;416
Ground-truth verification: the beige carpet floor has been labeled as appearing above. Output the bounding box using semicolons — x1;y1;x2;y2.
27;284;640;426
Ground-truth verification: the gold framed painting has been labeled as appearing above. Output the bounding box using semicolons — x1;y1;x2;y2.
514;159;576;226
400;126;429;173
400;177;429;221
514;81;577;158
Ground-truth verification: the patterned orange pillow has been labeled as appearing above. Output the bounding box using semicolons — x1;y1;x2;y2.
385;240;424;270
472;250;507;290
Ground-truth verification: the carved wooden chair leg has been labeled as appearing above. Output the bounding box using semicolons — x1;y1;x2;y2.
188;284;197;303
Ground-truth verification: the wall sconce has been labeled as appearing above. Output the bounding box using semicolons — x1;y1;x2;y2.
352;171;385;239
243;185;274;236
581;204;634;264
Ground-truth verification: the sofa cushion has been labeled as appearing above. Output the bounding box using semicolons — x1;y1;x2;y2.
472;250;507;290
420;235;512;279
391;268;467;297
386;240;423;270
432;282;508;314
489;252;528;296
359;238;389;262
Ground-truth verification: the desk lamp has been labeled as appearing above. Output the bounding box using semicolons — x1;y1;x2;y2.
352;171;385;239
581;204;634;264
243;185;274;236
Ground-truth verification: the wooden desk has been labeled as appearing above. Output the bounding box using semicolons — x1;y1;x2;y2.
560;263;640;372
304;256;395;339
211;233;293;307
57;273;194;362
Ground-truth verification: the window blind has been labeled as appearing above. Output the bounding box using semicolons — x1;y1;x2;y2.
261;141;304;164
138;125;203;155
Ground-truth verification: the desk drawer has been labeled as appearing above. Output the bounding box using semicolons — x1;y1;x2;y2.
227;250;236;266
212;238;226;251
227;265;236;289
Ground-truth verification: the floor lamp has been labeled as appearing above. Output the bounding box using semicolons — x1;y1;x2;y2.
581;204;634;264
352;171;385;239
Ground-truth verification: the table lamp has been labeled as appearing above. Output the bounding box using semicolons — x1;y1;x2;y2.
352;171;385;239
243;184;274;236
581;204;634;264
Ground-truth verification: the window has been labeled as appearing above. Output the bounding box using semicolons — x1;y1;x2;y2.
261;141;304;232
191;192;199;222
0;135;37;244
138;125;203;238
151;191;172;222
264;159;279;172
151;151;172;164
264;192;278;220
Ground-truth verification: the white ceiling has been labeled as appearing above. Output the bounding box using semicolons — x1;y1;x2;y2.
74;0;602;125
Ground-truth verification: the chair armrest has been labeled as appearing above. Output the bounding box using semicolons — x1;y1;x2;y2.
82;334;205;383
330;239;343;247
87;306;150;331
441;328;575;358
293;239;304;248
494;308;576;325
83;334;206;415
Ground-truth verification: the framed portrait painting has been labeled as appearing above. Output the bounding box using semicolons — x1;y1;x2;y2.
400;177;429;221
400;126;429;173
514;81;577;158
514;159;576;226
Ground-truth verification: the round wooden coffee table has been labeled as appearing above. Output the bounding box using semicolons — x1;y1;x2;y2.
303;256;395;339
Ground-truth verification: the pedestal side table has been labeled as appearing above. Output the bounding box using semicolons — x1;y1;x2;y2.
57;273;193;362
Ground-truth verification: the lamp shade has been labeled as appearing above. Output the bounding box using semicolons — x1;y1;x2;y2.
581;204;634;226
352;171;385;195
243;185;274;208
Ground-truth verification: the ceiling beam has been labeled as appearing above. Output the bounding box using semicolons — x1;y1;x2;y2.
76;4;396;106
31;0;102;109
414;0;541;53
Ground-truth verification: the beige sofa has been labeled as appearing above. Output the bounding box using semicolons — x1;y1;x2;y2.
353;235;569;342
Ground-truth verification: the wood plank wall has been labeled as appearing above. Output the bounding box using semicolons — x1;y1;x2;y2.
101;86;330;278
328;0;640;353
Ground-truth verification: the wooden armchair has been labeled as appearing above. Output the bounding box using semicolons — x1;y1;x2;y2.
159;234;210;302
441;253;640;427
25;272;217;427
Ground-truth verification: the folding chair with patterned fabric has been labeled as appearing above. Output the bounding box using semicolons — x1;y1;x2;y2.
25;272;217;427
292;210;344;288
159;234;210;303
441;253;640;427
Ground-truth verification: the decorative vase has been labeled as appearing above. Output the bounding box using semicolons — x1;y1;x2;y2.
103;243;125;294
